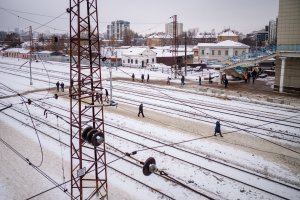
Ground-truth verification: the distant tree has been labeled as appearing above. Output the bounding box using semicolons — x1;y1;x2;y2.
188;28;199;38
4;32;20;47
123;29;135;46
0;31;7;45
241;37;256;47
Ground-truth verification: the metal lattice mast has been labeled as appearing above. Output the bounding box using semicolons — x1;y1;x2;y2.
68;0;108;199
172;15;178;78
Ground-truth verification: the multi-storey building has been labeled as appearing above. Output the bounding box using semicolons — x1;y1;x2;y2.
275;0;300;93
268;19;277;45
107;20;130;40
165;22;183;36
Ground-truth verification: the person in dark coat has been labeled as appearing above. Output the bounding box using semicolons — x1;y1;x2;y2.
167;76;170;85
105;89;109;102
251;70;257;84
247;71;251;83
138;103;144;117
60;82;64;92
147;74;150;82
224;78;228;88
141;74;144;82
181;75;185;86
199;76;201;85
95;92;100;103
132;73;135;81
208;73;212;84
214;121;223;137
56;81;60;91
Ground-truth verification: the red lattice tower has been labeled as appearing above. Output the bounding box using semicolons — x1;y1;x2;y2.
68;0;107;199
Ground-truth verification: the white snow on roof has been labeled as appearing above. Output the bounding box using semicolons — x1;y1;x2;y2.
36;51;54;54
197;40;249;48
147;34;172;39
152;49;193;57
4;48;30;54
195;34;217;39
122;47;149;56
218;30;238;37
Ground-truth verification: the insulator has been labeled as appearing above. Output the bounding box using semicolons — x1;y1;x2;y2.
66;8;71;13
27;99;32;105
82;126;93;141
143;157;157;176
101;57;107;62
91;131;104;147
54;94;58;99
86;129;98;144
54;37;58;42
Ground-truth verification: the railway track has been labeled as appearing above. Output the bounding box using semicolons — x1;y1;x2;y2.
0;100;214;200
2;96;299;199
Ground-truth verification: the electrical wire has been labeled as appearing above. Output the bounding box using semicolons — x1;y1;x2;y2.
0;137;72;199
0;7;66;32
0;83;44;167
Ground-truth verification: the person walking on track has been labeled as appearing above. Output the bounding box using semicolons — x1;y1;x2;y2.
105;89;109;102
214;121;223;137
138;103;145;117
181;75;185;86
56;81;60;92
141;74;145;82
60;82;64;92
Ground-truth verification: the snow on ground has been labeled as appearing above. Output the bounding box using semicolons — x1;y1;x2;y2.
0;56;300;200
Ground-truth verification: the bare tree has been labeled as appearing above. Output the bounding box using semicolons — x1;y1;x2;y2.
123;29;135;46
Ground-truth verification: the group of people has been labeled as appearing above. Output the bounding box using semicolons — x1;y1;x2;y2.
132;73;150;82
244;70;258;84
56;81;64;92
95;88;109;104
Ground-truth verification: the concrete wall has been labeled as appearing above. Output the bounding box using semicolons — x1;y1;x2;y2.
274;57;300;93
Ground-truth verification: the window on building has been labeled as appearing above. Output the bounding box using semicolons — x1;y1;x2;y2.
218;50;221;55
135;59;138;64
235;50;238;56
201;50;204;55
131;59;133;64
146;59;149;63
128;59;130;63
225;50;228;56
152;58;154;63
242;51;245;54
212;50;214;55
123;60;125;63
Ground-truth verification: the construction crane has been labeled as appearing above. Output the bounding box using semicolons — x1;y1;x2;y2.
68;0;108;199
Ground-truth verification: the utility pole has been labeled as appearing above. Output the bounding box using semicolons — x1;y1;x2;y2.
29;26;33;85
68;0;108;199
184;32;187;76
172;15;178;78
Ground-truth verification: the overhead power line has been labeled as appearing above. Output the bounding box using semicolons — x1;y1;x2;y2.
0;7;67;32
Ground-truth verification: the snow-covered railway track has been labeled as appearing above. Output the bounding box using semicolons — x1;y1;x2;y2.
0;101;213;200
111;82;300;126
22;99;300;200
111;94;300;144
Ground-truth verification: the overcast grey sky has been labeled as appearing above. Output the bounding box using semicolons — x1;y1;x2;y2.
0;0;279;35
